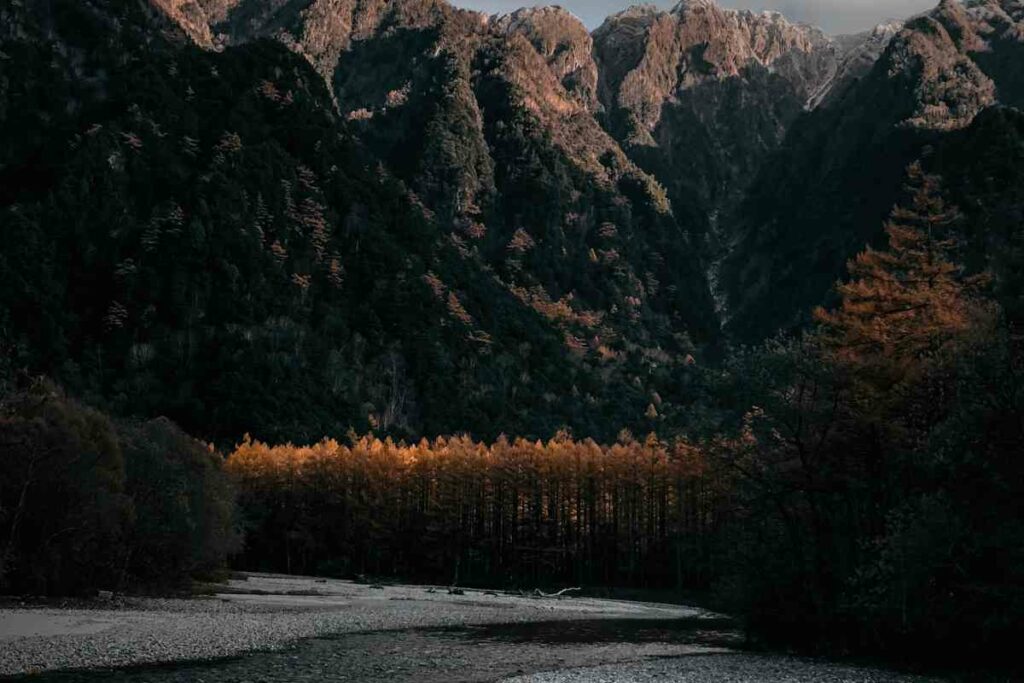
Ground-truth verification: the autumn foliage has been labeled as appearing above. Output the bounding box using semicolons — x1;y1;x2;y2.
814;163;993;367
226;432;719;587
718;165;1023;660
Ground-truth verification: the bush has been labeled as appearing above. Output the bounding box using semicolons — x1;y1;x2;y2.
0;378;238;595
120;418;241;586
0;379;129;595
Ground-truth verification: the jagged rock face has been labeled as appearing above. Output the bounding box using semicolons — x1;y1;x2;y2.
147;0;240;47
204;0;470;80
329;2;718;344
138;0;1024;351
158;0;846;222
594;1;835;139
887;0;998;130
204;0;638;213
491;21;658;194
186;0;496;221
589;0;875;253
882;0;1024;130
823;0;1024;133
493;6;599;109
810;21;902;109
140;0;907;349
149;0;720;353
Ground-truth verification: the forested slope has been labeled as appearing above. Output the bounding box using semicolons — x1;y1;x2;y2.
0;0;712;445
724;0;1024;340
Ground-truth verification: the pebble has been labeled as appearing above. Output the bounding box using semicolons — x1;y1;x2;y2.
0;574;708;677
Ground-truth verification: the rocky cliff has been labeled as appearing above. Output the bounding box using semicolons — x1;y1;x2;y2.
172;0;723;350
591;1;898;236
124;0;1024;348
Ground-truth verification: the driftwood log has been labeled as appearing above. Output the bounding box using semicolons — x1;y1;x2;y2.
532;587;581;598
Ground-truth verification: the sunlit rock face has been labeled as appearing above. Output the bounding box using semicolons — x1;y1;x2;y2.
143;0;902;231
493;6;600;109
588;1;892;262
146;0;722;365
594;1;835;135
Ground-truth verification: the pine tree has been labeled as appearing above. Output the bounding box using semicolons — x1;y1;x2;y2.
814;163;991;367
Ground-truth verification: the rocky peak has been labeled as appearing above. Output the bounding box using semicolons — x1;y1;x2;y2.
879;0;1024;130
493;6;598;108
669;0;828;70
593;0;835;134
962;0;1024;38
184;0;484;80
148;0;225;47
809;21;903;109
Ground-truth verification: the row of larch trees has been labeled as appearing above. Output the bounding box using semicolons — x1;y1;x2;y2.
226;432;720;587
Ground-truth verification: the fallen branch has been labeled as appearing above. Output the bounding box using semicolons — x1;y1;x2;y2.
533;587;581;598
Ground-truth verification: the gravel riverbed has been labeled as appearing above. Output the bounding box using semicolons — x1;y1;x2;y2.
0;574;937;681
0;574;711;676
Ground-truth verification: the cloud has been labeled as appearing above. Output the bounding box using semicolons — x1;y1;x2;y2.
450;0;938;33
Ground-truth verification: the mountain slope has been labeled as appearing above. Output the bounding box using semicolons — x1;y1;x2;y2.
4;0;1023;446
0;0;716;445
590;1;886;234
723;0;1024;341
177;0;723;346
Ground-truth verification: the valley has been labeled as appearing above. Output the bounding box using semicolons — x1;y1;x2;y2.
2;0;1023;677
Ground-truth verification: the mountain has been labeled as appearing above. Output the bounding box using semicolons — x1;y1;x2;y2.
149;0;904;342
493;6;599;109
183;0;723;344
171;0;1024;346
0;0;720;445
6;0;1024;665
2;0;1023;445
594;2;830;213
591;2;898;234
723;0;1024;340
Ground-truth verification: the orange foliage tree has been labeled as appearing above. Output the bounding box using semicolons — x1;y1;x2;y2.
814;163;993;370
226;432;719;588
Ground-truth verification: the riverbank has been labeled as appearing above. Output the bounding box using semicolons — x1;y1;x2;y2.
0;573;715;676
0;574;937;681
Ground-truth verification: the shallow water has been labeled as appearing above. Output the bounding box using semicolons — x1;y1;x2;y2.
464;616;740;645
6;618;724;682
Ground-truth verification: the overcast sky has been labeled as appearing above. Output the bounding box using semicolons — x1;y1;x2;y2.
451;0;939;34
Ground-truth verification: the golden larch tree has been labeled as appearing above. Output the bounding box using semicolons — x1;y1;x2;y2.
814;162;992;368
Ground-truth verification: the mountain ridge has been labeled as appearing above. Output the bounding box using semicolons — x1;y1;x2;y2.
3;0;1023;443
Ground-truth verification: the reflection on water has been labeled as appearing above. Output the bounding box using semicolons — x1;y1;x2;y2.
463;616;741;645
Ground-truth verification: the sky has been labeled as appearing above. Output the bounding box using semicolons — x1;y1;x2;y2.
450;0;940;34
